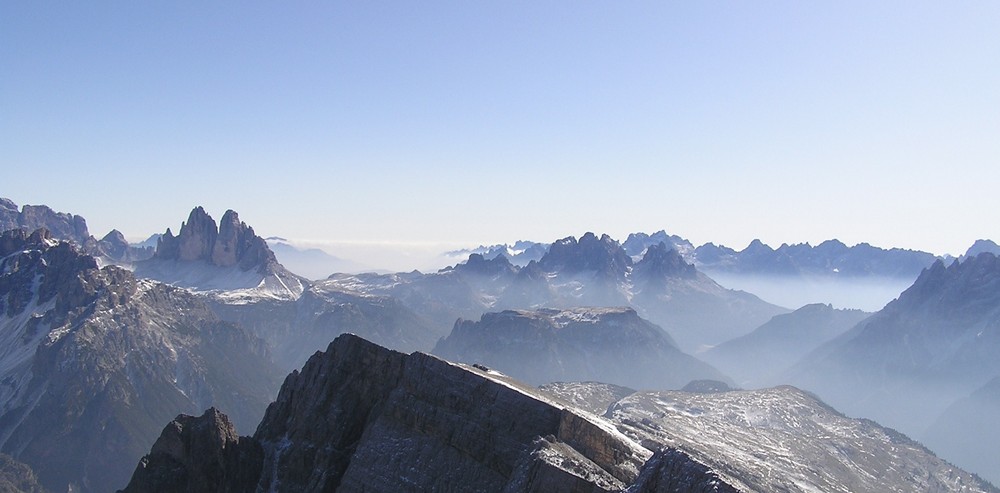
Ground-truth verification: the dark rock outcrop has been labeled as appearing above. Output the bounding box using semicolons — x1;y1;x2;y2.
118;408;262;493
629;448;738;493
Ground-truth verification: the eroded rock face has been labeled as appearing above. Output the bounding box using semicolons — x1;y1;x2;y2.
123;334;661;492
0;198;91;245
119;408;263;493
136;207;305;298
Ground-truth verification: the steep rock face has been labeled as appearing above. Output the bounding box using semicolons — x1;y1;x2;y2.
627;448;738;493
0;198;90;246
135;207;305;299
118;408;263;493
703;303;870;387
433;307;729;390
0;229;282;493
540;233;632;283
124;334;660;492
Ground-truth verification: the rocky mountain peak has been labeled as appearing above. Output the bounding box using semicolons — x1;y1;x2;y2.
964;239;1000;259
120;408;263;493
152;207;277;273
634;242;697;280
449;252;516;277
538;232;632;280
0;198;91;245
897;252;1000;313
741;238;774;256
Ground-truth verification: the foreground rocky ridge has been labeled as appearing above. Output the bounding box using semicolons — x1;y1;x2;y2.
0;229;282;492
123;334;661;492
123;334;996;492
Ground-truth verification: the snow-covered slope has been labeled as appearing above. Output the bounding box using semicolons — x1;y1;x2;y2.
605;385;994;492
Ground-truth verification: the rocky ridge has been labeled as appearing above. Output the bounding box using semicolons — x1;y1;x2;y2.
122;334;664;492
0;229;282;492
0;197;152;264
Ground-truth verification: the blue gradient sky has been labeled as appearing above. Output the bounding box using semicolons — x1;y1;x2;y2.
3;2;998;268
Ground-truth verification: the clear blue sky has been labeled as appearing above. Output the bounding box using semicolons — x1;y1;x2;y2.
3;1;999;268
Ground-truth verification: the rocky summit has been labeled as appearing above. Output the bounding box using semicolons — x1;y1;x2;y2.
0;197;91;246
134;207;306;299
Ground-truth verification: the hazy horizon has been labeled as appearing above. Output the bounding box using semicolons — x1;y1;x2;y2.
3;2;998;259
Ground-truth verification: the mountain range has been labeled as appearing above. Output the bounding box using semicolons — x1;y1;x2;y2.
0;228;282;492
5;197;1000;488
331;233;787;353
